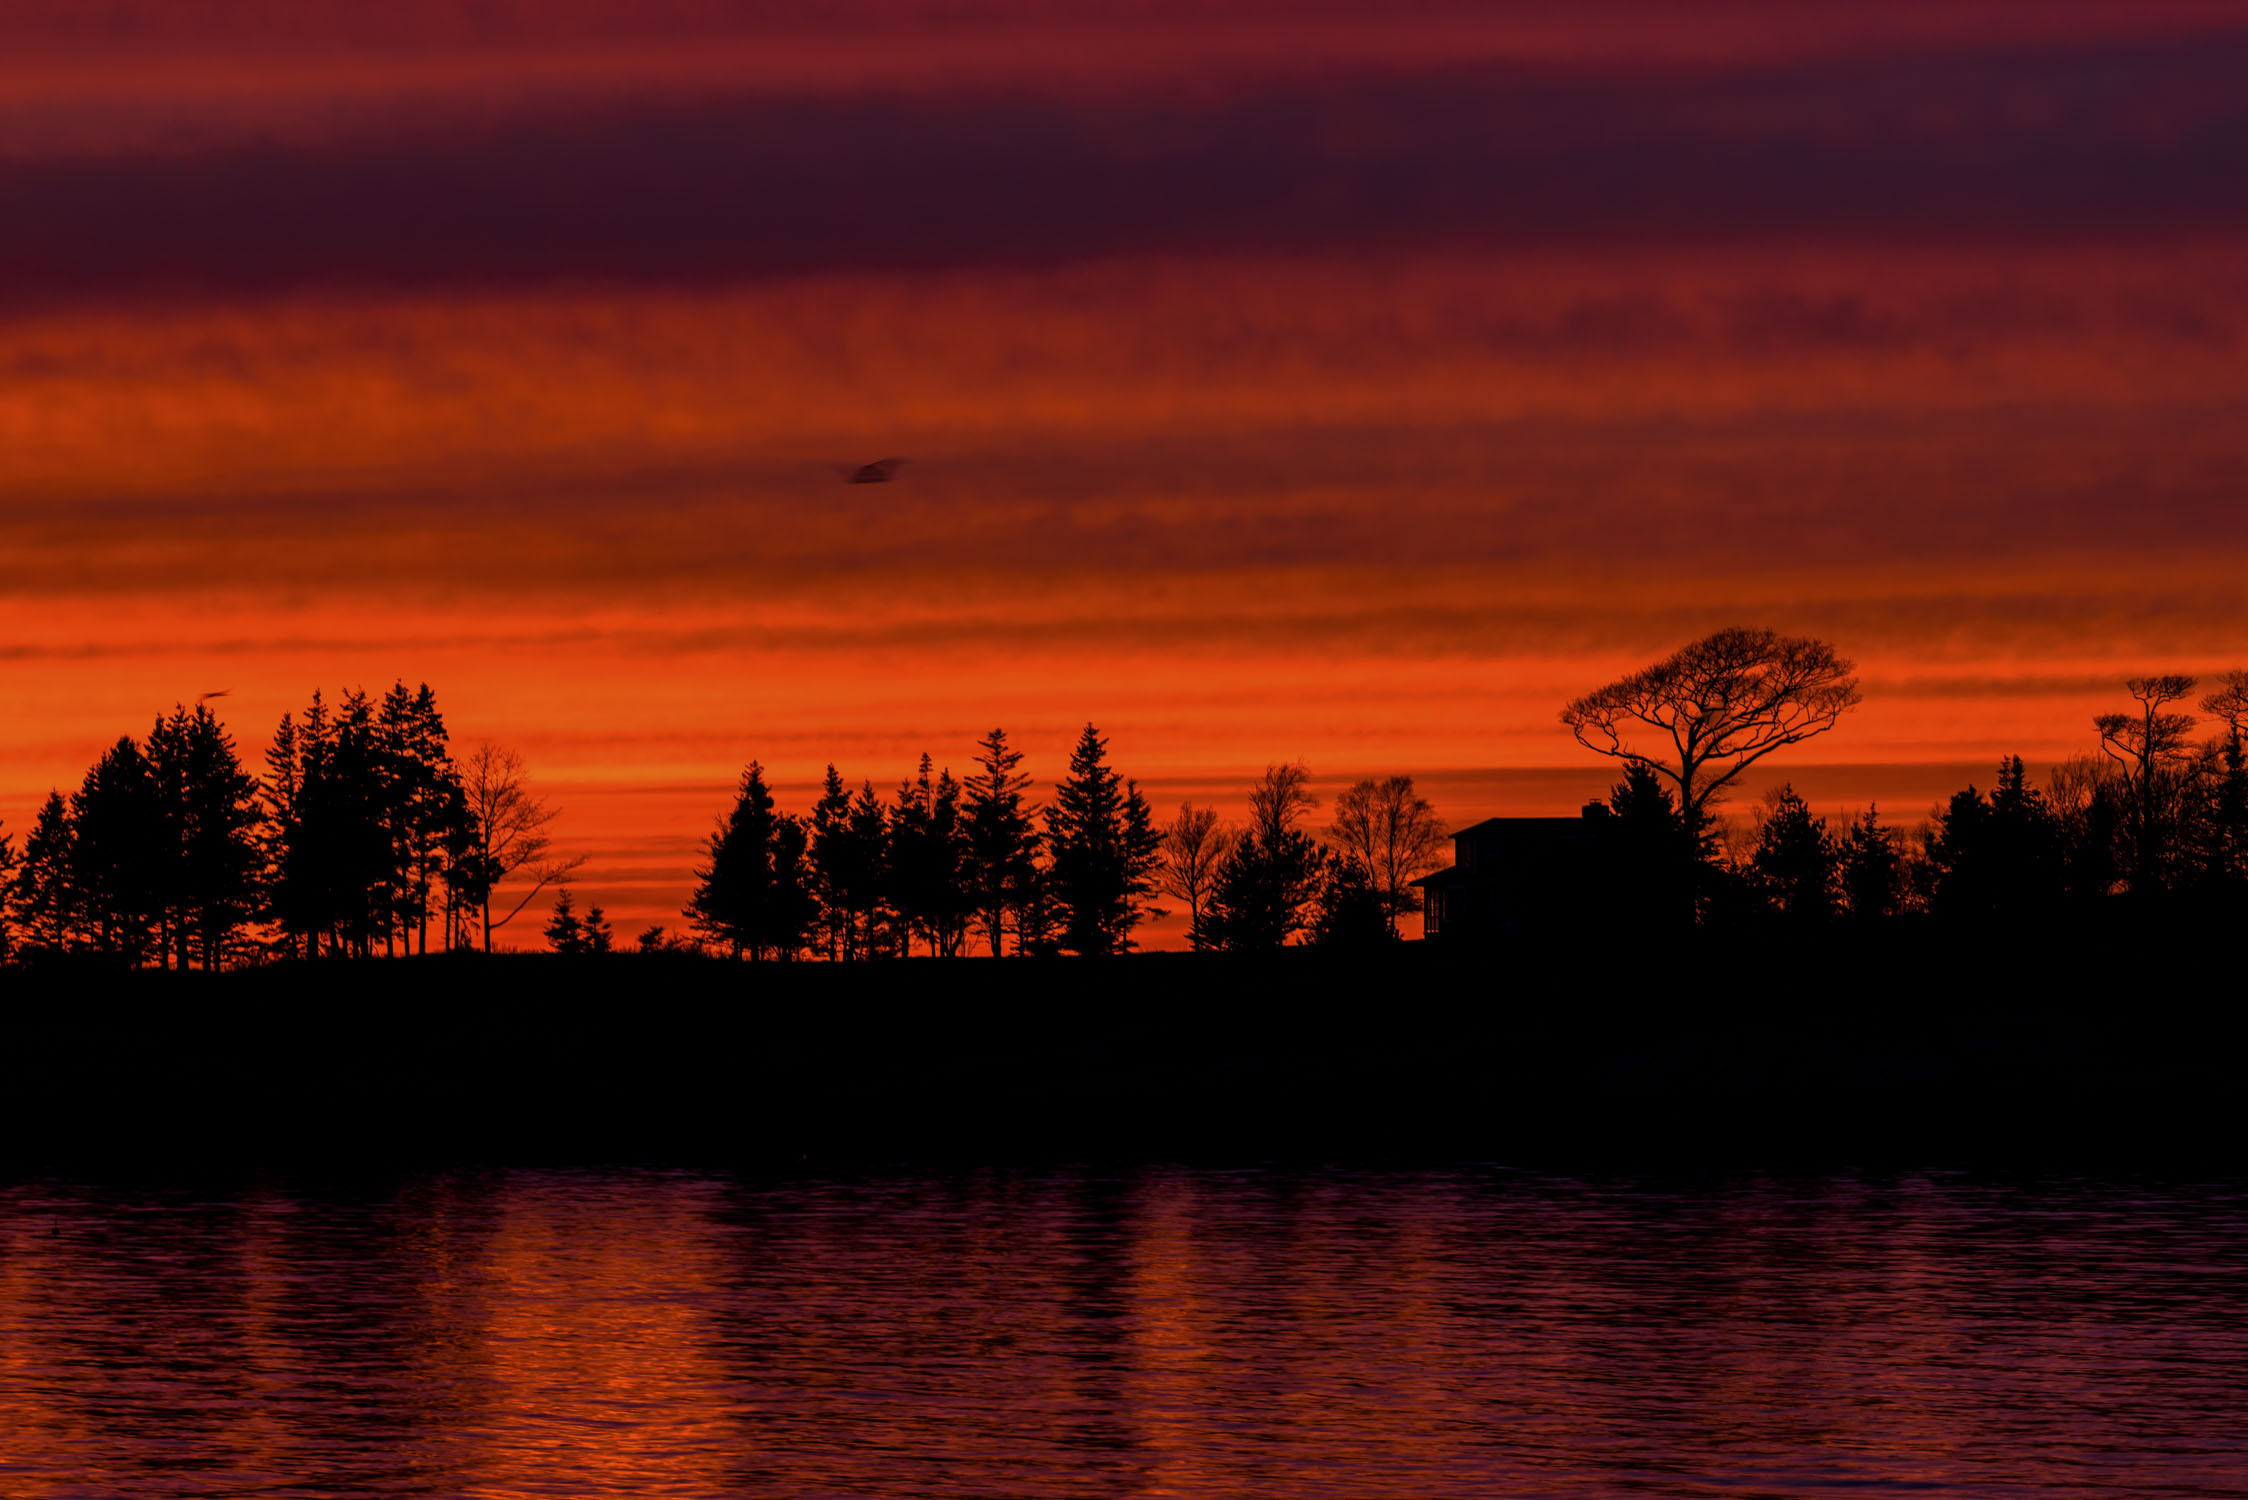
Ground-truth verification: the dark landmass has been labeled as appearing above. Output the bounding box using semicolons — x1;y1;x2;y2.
0;935;2239;1172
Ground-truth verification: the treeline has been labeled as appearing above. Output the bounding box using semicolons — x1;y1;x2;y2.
1645;673;2248;927
656;725;1448;960
0;685;571;970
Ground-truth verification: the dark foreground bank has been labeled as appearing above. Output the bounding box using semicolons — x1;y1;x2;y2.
0;933;2239;1169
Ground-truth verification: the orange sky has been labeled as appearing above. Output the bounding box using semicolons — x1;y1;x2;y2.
4;3;2246;945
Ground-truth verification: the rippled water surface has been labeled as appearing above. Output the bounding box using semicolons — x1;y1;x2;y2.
2;1170;2245;1497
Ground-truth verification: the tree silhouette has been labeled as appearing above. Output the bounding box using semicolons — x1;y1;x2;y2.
1924;757;2063;921
544;887;586;954
1045;723;1163;955
809;765;854;960
2047;753;2127;905
1157;803;1231;951
165;703;262;969
462;741;581;953
0;817;15;965
1309;855;1392;949
1562;628;1861;866
12;792;77;956
1606;763;1691;929
965;729;1037;956
1328;775;1447;937
71;737;163;964
688;761;778;959
2096;675;2200;896
1749;784;1838;922
687;761;815;960
846;779;892;957
2203;671;2248;740
1203;764;1326;950
1838;805;1905;921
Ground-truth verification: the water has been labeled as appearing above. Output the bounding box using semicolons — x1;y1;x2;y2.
1;1170;2244;1498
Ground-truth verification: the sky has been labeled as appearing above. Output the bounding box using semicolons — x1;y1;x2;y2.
4;1;2247;944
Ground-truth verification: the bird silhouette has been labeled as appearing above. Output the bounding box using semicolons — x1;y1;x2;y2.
198;689;231;702
842;458;907;484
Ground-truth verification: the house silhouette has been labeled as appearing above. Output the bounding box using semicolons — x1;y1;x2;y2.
1412;802;1616;939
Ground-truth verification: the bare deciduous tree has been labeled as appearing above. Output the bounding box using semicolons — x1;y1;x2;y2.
2202;670;2248;739
1327;775;1448;936
461;742;584;952
1560;627;1862;838
1248;762;1317;846
2096;674;2199;892
1157;802;1231;949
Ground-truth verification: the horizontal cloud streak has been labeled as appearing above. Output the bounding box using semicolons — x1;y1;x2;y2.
6;37;2248;306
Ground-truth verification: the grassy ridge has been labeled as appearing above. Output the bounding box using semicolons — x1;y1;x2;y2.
0;935;2238;1170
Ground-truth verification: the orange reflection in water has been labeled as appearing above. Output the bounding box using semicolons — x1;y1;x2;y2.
5;1171;2244;1497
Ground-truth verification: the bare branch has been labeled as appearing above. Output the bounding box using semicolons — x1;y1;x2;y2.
1560;627;1861;820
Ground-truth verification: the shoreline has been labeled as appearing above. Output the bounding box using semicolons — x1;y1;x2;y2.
1;938;2238;1172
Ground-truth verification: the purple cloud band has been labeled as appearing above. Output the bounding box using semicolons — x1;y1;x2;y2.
5;36;2246;305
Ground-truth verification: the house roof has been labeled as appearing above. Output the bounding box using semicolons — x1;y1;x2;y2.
1447;815;1608;840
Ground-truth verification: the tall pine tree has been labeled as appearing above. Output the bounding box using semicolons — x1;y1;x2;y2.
964;729;1036;956
13;792;77;955
1044;724;1163;955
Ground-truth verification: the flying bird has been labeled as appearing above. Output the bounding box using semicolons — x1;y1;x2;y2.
843;458;907;484
199;689;231;702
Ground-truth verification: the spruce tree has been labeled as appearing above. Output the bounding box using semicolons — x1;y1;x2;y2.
1749;784;1838;922
846;780;891;958
810;765;853;960
964;729;1036;956
1309;854;1390;949
0;817;15;964
687;761;782;959
145;707;195;967
177;704;263;969
544;887;585;954
71;736;163;965
14;792;77;955
1201;765;1324;951
1045;724;1163;955
888;756;938;955
768;815;819;960
928;769;970;957
1839;805;1905;921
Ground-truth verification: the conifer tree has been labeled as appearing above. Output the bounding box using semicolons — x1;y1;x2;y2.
888;756;938;955
544;887;585;954
2200;730;2248;895
582;902;613;954
1839;805;1905;921
846;780;892;957
769;814;819;960
146;707;195;968
0;817;15;964
1749;784;1838;922
71;736;163;965
928;768;970;957
964;728;1036;956
1308;855;1391;949
176;704;263;969
1924;756;2063;920
1045;724;1163;955
13;792;77;955
810;765;853;960
1202;763;1325;950
687;761;788;959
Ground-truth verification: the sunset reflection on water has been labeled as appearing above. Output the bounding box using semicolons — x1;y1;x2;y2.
0;1170;2243;1497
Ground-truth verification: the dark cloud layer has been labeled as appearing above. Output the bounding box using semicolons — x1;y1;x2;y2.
6;36;2247;306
